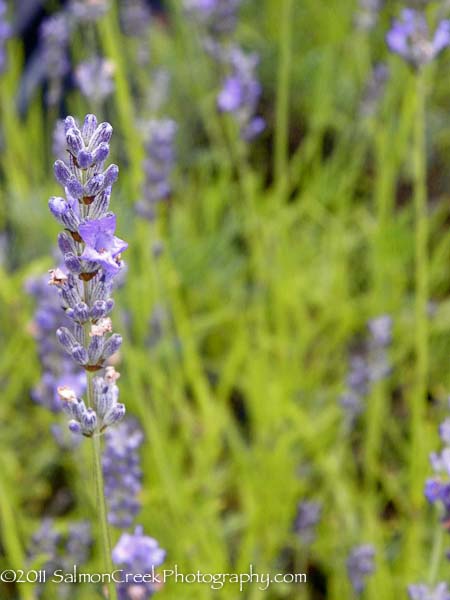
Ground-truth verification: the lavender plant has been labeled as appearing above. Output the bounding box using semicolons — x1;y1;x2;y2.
386;9;450;69
112;526;166;600
340;315;392;425
293;501;321;546
346;544;375;595
40;13;71;107
0;0;10;75
408;583;450;600
136;119;177;223
103;418;144;528
28;519;91;599
48;113;127;600
75;57;115;105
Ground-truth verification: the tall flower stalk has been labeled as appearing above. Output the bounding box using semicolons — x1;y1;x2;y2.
387;6;450;580
48;113;127;600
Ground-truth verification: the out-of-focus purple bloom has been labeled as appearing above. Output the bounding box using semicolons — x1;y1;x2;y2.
53;120;67;161
347;544;375;594
387;9;450;68
121;0;151;37
408;583;450;600
184;0;242;35
70;0;110;22
75;57;115;104
28;519;91;599
355;0;383;31
360;63;389;118
294;501;321;545
112;526;165;600
340;315;393;426
103;419;144;528
217;47;265;140
0;0;11;75
136;119;177;222
40;12;71;106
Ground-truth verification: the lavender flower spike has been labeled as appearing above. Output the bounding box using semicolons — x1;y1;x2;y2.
0;0;11;75
113;526;166;600
103;419;144;528
48;114;127;436
408;584;450;600
347;544;375;594
387;9;450;68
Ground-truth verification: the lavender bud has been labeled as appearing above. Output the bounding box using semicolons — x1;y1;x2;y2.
48;197;80;230
102;333;122;359
68;420;82;434
92;142;110;164
64;252;83;275
66;127;84;156
72;302;90;323
54;160;71;186
103;403;125;427
67;177;84;199
84;174;104;196
56;327;77;352
82;114;98;141
89;122;113;150
77;150;94;169
81;408;98;435
88;335;104;364
64;116;77;133
71;344;88;365
103;164;119;187
58;231;77;254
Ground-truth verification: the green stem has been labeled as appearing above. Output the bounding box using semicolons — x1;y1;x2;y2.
91;421;117;600
411;70;428;509
274;0;293;203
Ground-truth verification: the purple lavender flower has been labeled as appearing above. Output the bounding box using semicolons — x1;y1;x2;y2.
387;9;450;68
294;501;321;545
40;12;71;106
121;0;151;38
79;214;127;277
48;114;127;435
355;0;383;31
103;419;144;528
347;544;375;594
28;519;91;599
53;120;67;161
0;0;11;75
408;584;450;600
184;0;242;35
360;63;389;118
340;315;393;425
112;526;166;600
70;0;110;22
75;57;115;104
217;46;265;140
136;119;177;221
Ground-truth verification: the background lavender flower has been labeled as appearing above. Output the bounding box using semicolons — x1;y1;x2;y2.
424;404;450;528
184;0;242;36
39;13;71;106
136;119;177;222
112;526;165;600
26;272;86;414
28;519;91;599
294;501;321;545
360;63;389;118
386;9;450;68
347;544;375;594
69;0;110;22
408;583;450;600
75;57;115;104
355;0;383;32
0;0;11;75
340;315;393;425
217;46;265;140
53;120;67;161
103;419;144;528
120;0;152;38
